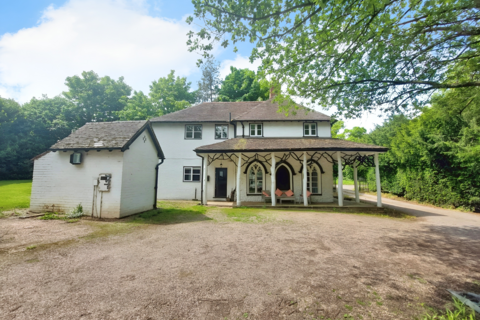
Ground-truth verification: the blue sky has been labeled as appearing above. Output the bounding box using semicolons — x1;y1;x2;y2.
0;0;386;130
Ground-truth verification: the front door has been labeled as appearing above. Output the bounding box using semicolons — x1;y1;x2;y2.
215;168;228;198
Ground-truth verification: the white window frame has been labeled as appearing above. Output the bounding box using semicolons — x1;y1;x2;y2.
183;166;201;182
247;164;264;194
185;124;202;140
304;123;317;137
306;165;322;194
250;123;263;137
215;124;229;139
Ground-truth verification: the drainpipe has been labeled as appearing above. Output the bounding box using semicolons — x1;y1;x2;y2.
240;121;245;138
230;113;237;138
196;154;205;205
154;158;165;209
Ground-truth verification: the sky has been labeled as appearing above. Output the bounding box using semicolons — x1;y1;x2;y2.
0;0;387;131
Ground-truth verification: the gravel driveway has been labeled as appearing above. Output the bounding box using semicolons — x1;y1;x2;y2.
1;203;479;320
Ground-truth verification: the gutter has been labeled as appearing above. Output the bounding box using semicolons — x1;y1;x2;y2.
154;158;165;209
196;154;205;205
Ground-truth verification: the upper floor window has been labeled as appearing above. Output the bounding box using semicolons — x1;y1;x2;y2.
185;124;202;139
304;123;317;136
250;123;263;137
215;124;228;139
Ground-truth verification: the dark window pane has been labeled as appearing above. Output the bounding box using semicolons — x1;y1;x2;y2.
194;132;202;139
184;174;191;181
192;175;200;181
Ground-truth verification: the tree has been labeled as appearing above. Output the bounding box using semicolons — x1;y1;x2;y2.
63;71;131;127
187;0;480;117
197;58;221;102
0;95;72;179
117;91;157;120
149;70;196;115
218;67;270;101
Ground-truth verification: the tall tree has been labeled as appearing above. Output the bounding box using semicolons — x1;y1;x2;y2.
63;71;131;127
218;67;270;101
187;0;480;117
197;58;221;103
149;70;196;115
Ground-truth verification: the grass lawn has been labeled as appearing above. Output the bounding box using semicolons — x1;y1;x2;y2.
0;180;32;211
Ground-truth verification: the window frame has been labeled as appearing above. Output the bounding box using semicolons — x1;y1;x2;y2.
246;164;264;195
306;164;322;195
214;124;229;140
183;166;201;182
249;123;263;137
184;124;203;140
303;122;317;137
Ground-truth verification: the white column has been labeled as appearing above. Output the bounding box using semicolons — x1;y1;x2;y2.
271;152;276;206
337;152;344;207
374;153;382;208
353;163;360;203
303;153;308;206
237;153;242;206
203;157;208;205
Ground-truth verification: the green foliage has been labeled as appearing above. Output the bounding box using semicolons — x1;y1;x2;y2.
361;87;480;210
218;67;270;102
0;180;31;210
149;70;196;115
117;91;157;120
421;298;476;320
187;0;479;117
66;203;84;219
63;71;132;127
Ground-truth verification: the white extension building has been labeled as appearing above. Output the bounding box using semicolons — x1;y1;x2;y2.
30;121;164;218
151;99;388;207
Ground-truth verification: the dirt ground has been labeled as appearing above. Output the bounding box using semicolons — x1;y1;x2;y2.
1;204;479;320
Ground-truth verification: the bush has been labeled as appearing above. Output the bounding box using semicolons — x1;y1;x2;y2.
422;298;476;320
66;203;84;219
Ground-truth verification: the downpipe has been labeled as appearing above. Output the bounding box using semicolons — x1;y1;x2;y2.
154;159;165;209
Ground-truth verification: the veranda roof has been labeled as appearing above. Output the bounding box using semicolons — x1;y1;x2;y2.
194;137;388;153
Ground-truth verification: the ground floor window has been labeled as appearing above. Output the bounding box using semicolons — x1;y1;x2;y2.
307;165;321;194
248;164;263;194
184;166;201;182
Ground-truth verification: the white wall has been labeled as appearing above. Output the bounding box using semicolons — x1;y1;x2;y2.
237;121;331;138
120;129;159;217
152;122;234;200
31;150;124;218
152;121;333;201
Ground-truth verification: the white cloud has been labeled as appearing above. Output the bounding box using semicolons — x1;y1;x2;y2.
0;0;200;102
219;54;262;79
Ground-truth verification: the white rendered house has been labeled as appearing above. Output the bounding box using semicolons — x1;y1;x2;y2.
151;99;387;207
30;121;165;218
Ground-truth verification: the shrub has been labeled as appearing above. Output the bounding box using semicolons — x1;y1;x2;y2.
422;298;476;320
66;203;84;219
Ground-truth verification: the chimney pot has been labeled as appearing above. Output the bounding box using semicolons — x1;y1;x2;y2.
269;87;276;99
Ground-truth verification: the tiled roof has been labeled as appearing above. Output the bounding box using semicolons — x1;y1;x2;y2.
150;101;261;122
150;99;330;122
49;121;165;158
194;138;388;153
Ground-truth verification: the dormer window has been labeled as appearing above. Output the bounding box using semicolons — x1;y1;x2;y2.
250;123;263;137
304;123;317;136
185;124;202;139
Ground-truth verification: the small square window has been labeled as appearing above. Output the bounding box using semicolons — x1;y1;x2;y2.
215;125;228;139
304;123;317;136
185;124;202;139
184;166;201;182
250;124;262;137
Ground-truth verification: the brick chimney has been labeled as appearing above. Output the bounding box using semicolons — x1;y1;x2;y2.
269;87;276;99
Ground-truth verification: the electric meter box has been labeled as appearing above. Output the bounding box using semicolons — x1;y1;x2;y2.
98;174;112;192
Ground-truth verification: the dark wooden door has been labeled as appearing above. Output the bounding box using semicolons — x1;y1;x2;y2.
215;168;228;198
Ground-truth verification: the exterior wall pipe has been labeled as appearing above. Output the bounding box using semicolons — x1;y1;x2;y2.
271;152;276;206
203;155;208;205
154;158;165;209
196;154;205;205
303;153;308;206
236;153;242;206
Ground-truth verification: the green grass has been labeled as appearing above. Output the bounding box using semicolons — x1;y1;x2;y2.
0;180;32;211
220;207;278;223
128;201;211;225
421;298;476;320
